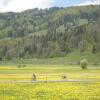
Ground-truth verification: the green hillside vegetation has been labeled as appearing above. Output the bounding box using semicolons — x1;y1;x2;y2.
0;5;100;61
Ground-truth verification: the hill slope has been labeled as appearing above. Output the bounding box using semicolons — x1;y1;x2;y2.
0;6;100;60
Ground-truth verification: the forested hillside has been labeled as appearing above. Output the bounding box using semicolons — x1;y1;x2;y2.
0;5;100;60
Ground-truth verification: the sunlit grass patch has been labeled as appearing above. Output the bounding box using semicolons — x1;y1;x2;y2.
0;82;100;100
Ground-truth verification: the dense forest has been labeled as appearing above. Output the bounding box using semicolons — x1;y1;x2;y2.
0;5;100;60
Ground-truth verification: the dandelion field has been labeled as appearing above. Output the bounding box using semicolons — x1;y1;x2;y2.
0;64;100;100
0;82;100;100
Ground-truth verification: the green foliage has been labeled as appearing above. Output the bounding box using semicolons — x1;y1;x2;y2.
0;5;100;59
80;59;88;69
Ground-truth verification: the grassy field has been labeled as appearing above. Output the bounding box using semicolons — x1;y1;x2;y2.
0;64;100;81
0;52;100;65
0;64;100;99
0;82;100;100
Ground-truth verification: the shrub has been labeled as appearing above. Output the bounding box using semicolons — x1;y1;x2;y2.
17;64;27;68
93;63;98;66
22;64;27;67
17;65;21;68
80;59;88;69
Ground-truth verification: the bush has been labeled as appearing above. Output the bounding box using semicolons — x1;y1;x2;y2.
93;63;98;66
80;59;88;69
17;65;21;68
17;64;27;68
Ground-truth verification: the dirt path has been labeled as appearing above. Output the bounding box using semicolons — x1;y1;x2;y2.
0;80;100;84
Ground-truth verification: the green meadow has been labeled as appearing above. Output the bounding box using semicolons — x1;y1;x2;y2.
0;63;100;99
